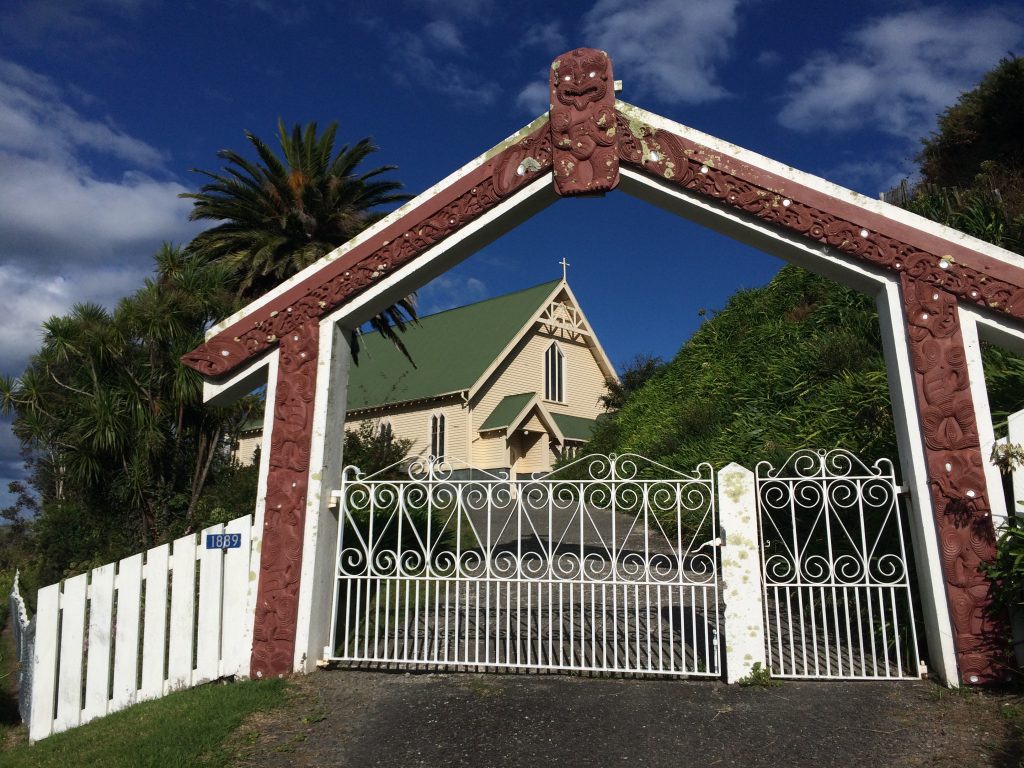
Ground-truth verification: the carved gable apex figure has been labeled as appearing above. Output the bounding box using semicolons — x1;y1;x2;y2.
550;48;619;196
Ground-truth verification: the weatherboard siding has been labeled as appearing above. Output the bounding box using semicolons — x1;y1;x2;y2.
473;432;507;469
346;398;469;465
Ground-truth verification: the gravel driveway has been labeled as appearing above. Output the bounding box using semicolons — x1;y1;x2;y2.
223;669;1023;768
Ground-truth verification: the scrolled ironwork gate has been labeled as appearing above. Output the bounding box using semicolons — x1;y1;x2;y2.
756;449;920;680
327;454;720;676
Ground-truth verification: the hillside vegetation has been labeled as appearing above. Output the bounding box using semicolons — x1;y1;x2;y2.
585;264;1024;474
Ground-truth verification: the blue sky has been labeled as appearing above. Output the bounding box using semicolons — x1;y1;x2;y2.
1;0;1022;506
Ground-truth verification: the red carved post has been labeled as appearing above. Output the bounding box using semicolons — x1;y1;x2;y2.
549;48;619;196
901;276;1004;683
251;319;319;678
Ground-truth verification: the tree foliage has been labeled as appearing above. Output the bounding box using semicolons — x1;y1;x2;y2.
1;246;260;583
585;266;898;471
599;354;664;412
918;56;1024;194
181;120;418;358
342;422;413;479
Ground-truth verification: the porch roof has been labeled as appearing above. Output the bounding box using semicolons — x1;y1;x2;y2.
551;413;597;441
479;392;536;431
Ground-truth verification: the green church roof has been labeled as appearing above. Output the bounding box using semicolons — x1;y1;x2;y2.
347;280;561;410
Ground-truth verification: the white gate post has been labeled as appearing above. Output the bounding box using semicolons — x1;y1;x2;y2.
717;462;767;683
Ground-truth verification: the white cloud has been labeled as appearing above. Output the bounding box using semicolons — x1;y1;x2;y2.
0;0;146;48
408;0;495;19
0;60;200;497
0;264;150;375
424;20;464;52
0;421;26;511
419;275;488;315
778;7;1024;136
388;32;499;105
818;156;918;200
0;59;197;275
0;60;165;168
582;0;741;104
520;21;566;55
516;80;550;115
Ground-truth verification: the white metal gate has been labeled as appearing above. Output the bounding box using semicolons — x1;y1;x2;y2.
756;450;920;680
327;454;720;676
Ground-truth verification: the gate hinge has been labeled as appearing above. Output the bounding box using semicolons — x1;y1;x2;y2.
329;490;342;511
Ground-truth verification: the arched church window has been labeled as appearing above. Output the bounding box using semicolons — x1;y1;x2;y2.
545;343;565;402
430;413;446;459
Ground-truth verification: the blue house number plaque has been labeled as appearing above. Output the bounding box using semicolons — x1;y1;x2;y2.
206;533;243;549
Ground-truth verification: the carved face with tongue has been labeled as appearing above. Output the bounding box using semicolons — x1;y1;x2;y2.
553;49;610;110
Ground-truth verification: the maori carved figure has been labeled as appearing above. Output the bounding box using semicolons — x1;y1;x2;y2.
250;319;319;679
549;48;618;196
901;276;1003;683
182;124;551;379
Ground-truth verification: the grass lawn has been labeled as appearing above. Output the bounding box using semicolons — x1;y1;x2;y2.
0;676;288;768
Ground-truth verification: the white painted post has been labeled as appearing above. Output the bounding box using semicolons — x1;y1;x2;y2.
83;562;115;724
717;463;766;683
294;321;351;671
139;544;169;701
959;307;1009;529
54;573;87;734
111;553;142;712
876;280;959;685
195;523;225;684
29;582;60;742
167;532;197;692
221;515;254;677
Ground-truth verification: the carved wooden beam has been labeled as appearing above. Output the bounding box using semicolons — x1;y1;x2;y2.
250;320;319;678
901;278;1005;683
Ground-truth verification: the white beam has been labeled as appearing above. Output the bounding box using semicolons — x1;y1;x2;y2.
957;305;1009;530
876;280;959;685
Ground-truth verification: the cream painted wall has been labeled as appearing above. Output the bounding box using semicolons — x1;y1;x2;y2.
232;433;261;466
517;431;549;473
346;397;469;465
473;432;508;469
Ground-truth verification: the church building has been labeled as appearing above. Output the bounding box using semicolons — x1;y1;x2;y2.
236;273;616;477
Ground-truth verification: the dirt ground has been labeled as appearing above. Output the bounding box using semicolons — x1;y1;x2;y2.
222;668;1024;768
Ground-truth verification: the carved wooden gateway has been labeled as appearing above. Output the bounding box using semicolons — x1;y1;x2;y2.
184;48;1024;686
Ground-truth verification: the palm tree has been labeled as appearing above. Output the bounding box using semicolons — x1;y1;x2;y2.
181;121;418;357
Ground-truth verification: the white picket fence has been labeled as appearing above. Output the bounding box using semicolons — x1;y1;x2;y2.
26;515;256;742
